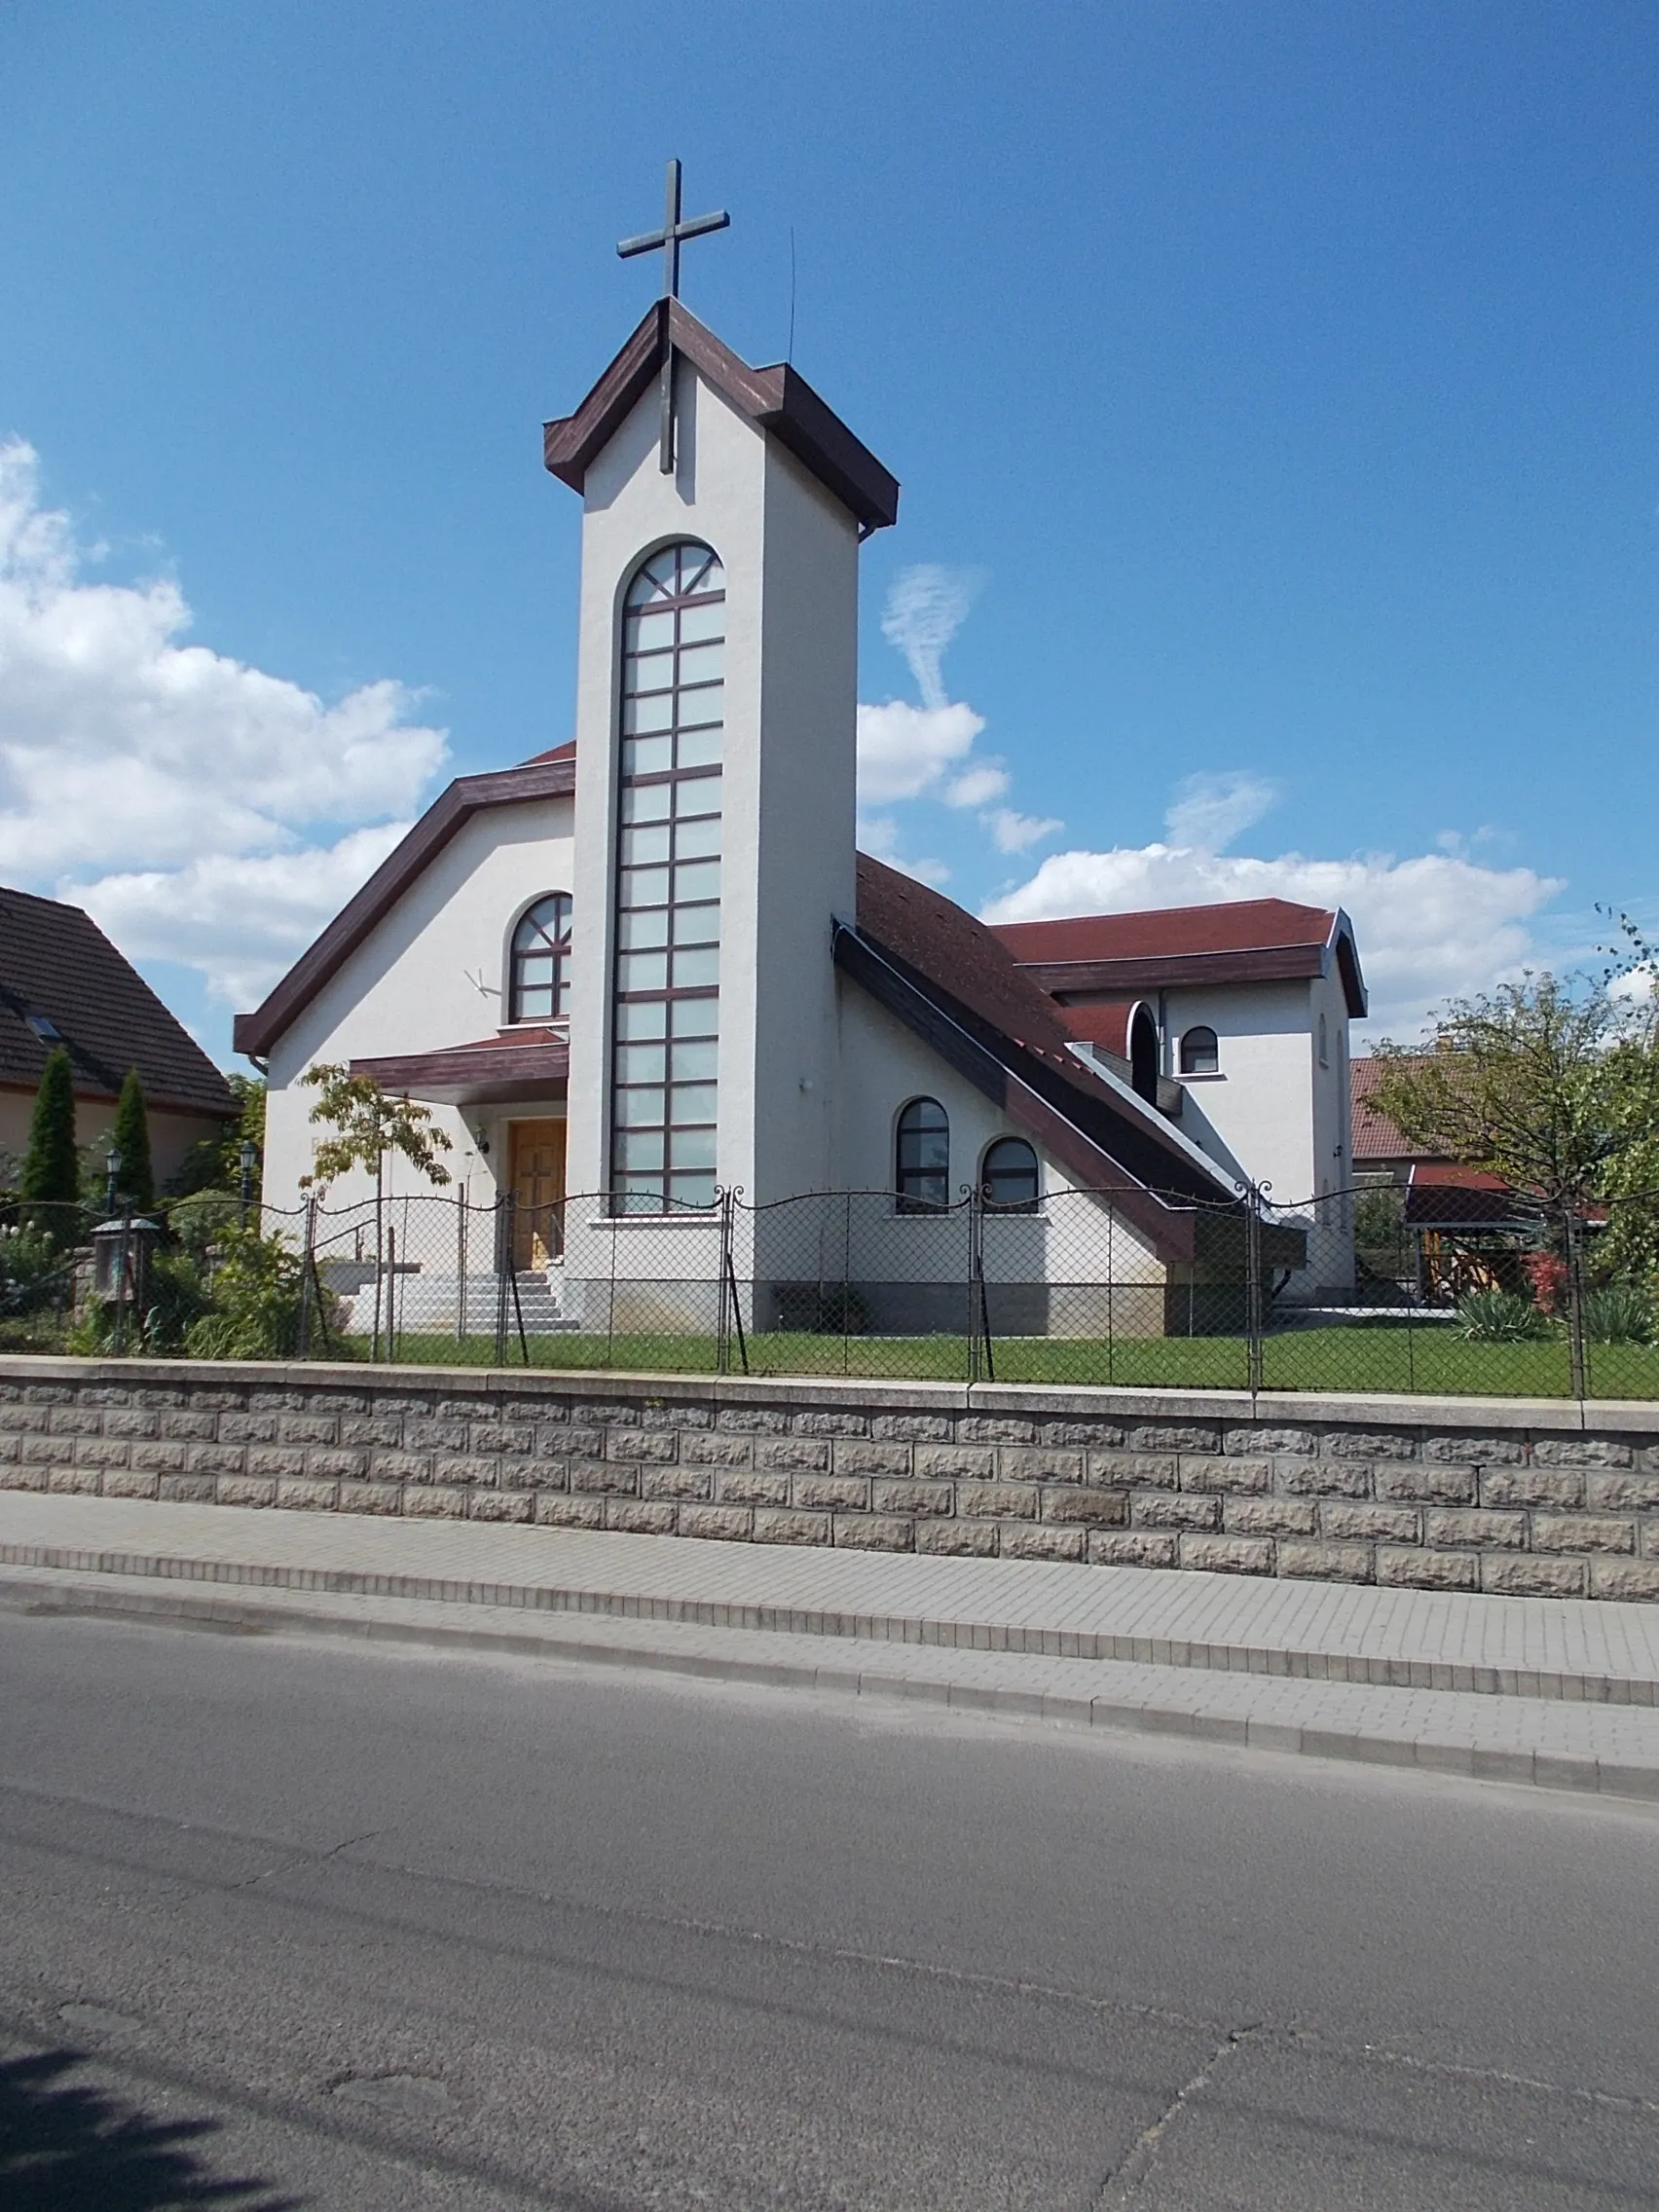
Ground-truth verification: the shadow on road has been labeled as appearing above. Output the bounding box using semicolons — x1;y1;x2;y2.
0;2047;299;2210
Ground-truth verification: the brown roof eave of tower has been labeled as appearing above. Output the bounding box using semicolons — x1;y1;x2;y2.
542;299;900;535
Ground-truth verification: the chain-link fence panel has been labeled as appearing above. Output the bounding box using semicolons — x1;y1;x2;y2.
726;1191;977;1380
975;1185;1254;1391
8;1170;1652;1401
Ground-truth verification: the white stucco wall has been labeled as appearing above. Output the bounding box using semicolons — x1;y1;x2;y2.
829;984;1163;1288
1159;974;1355;1291
261;794;575;1219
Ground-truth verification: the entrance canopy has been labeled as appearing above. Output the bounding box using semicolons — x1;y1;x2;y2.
350;1030;569;1109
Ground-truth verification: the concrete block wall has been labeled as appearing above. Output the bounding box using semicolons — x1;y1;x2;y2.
1;1356;1657;1603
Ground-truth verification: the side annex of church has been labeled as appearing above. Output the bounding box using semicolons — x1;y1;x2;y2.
236;296;1364;1335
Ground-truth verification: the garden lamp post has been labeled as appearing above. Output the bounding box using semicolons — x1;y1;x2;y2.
104;1145;122;1216
240;1138;258;1229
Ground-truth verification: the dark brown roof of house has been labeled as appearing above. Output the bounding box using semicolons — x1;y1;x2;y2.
233;754;576;1060
0;887;236;1119
1351;1054;1449;1163
993;897;1369;1018
543;299;900;535
844;857;1243;1256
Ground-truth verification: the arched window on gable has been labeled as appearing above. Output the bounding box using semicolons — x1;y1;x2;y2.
896;1098;950;1213
981;1136;1040;1212
1179;1024;1219;1076
510;894;573;1021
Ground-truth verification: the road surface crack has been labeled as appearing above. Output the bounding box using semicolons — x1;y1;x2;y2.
227;1828;382;1889
1095;2022;1262;2205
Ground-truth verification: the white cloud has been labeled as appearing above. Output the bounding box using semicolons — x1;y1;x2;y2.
879;564;982;710
70;829;411;1009
1164;770;1278;852
943;761;1010;809
0;440;448;1004
984;807;1066;854
859;565;1062;864
982;842;1564;1035
856;811;951;887
856;698;984;803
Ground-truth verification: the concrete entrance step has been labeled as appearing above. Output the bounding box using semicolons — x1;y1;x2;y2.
2;1490;1657;1708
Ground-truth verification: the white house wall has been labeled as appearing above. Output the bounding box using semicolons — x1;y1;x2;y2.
830;982;1165;1292
261;794;575;1219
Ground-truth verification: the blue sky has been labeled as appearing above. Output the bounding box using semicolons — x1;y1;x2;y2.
1;0;1654;1059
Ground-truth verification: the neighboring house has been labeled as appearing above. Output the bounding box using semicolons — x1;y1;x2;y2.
0;886;239;1186
1350;1054;1443;1186
1350;1052;1530;1243
236;296;1361;1325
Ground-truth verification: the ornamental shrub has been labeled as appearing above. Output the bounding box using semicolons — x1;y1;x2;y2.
1579;1285;1657;1345
183;1226;306;1359
109;1067;155;1213
19;1047;79;1234
1456;1289;1553;1342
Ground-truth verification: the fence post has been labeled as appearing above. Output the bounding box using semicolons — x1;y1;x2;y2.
493;1198;509;1368
1245;1185;1265;1397
715;1187;730;1377
1565;1205;1588;1402
457;1189;468;1345
298;1198;316;1358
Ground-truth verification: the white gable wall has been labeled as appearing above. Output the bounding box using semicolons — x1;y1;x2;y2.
261;795;575;1216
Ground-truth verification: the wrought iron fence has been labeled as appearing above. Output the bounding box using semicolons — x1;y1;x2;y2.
11;1177;1659;1400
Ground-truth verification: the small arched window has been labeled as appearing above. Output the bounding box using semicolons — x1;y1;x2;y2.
1127;1003;1160;1104
1318;1012;1329;1068
1179;1024;1219;1076
896;1098;949;1212
981;1136;1040;1212
510;894;573;1021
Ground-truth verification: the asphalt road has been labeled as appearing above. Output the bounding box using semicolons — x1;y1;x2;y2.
0;1604;1656;2209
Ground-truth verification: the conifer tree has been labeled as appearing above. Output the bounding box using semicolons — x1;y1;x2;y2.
109;1067;155;1213
19;1048;79;1227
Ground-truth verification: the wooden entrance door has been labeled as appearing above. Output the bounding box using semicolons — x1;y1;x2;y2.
508;1120;567;1270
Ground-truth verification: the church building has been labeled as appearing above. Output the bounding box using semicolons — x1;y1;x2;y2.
237;237;1364;1333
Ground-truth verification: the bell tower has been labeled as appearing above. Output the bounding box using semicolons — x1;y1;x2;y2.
542;192;898;1221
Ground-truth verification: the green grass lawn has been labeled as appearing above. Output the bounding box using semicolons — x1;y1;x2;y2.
368;1322;1659;1398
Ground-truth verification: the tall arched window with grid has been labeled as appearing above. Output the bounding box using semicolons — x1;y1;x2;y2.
609;541;724;1212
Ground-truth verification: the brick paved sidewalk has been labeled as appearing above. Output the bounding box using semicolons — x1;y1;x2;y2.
3;1488;1658;1705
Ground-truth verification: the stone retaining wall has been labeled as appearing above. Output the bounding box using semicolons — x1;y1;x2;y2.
1;1356;1657;1602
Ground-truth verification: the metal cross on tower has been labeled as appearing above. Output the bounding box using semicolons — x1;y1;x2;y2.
617;159;731;472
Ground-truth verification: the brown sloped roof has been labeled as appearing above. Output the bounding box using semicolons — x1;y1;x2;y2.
845;857;1243;1253
0;886;236;1119
543;299;900;535
1351;1054;1450;1163
994;897;1369;1018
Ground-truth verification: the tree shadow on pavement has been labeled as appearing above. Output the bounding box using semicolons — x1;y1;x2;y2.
0;2047;300;2211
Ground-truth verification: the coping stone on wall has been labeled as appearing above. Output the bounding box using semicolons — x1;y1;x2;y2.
0;1352;1645;1436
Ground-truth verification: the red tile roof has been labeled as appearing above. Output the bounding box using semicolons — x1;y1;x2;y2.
1350;1054;1444;1163
521;741;576;765
1055;999;1141;1057
994;898;1368;1018
0;886;236;1119
994;898;1338;964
